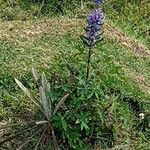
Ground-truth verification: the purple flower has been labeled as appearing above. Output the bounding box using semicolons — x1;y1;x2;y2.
93;0;103;4
82;9;104;46
87;9;104;27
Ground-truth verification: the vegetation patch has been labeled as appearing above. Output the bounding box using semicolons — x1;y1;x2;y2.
0;0;150;149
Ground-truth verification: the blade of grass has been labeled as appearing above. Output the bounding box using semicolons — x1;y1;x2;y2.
0;121;36;130
15;78;39;107
32;67;40;82
16;126;43;150
49;123;59;150
0;125;38;145
34;126;46;150
53;93;69;115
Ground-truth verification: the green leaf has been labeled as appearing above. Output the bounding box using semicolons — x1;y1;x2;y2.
61;118;67;131
15;78;39;107
53;93;69;115
32;67;40;82
95;92;99;100
41;72;50;92
87;91;94;99
81;121;89;131
39;86;51;120
75;119;80;124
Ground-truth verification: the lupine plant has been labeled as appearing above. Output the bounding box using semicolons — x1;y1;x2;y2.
81;0;104;81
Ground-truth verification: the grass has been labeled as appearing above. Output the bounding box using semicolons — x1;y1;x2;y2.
104;0;150;48
0;1;150;149
0;18;150;148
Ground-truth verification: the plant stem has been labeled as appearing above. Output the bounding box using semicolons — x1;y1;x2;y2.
86;46;92;81
49;123;59;150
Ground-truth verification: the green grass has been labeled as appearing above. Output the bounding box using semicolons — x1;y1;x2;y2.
0;18;150;149
0;1;150;149
104;0;150;49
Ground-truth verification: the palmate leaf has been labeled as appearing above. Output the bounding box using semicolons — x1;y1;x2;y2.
53;93;69;115
15;78;39;107
39;86;51;121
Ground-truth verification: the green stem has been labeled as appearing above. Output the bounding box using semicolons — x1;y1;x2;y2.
86;46;92;81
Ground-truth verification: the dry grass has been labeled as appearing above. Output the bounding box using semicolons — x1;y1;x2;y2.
104;23;150;56
114;62;150;95
1;18;149;55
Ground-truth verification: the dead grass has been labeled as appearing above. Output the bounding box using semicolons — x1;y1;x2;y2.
104;23;150;56
122;65;150;95
1;18;149;55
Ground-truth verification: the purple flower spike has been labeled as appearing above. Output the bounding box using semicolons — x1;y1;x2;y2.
93;0;104;4
87;9;104;26
82;9;104;46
